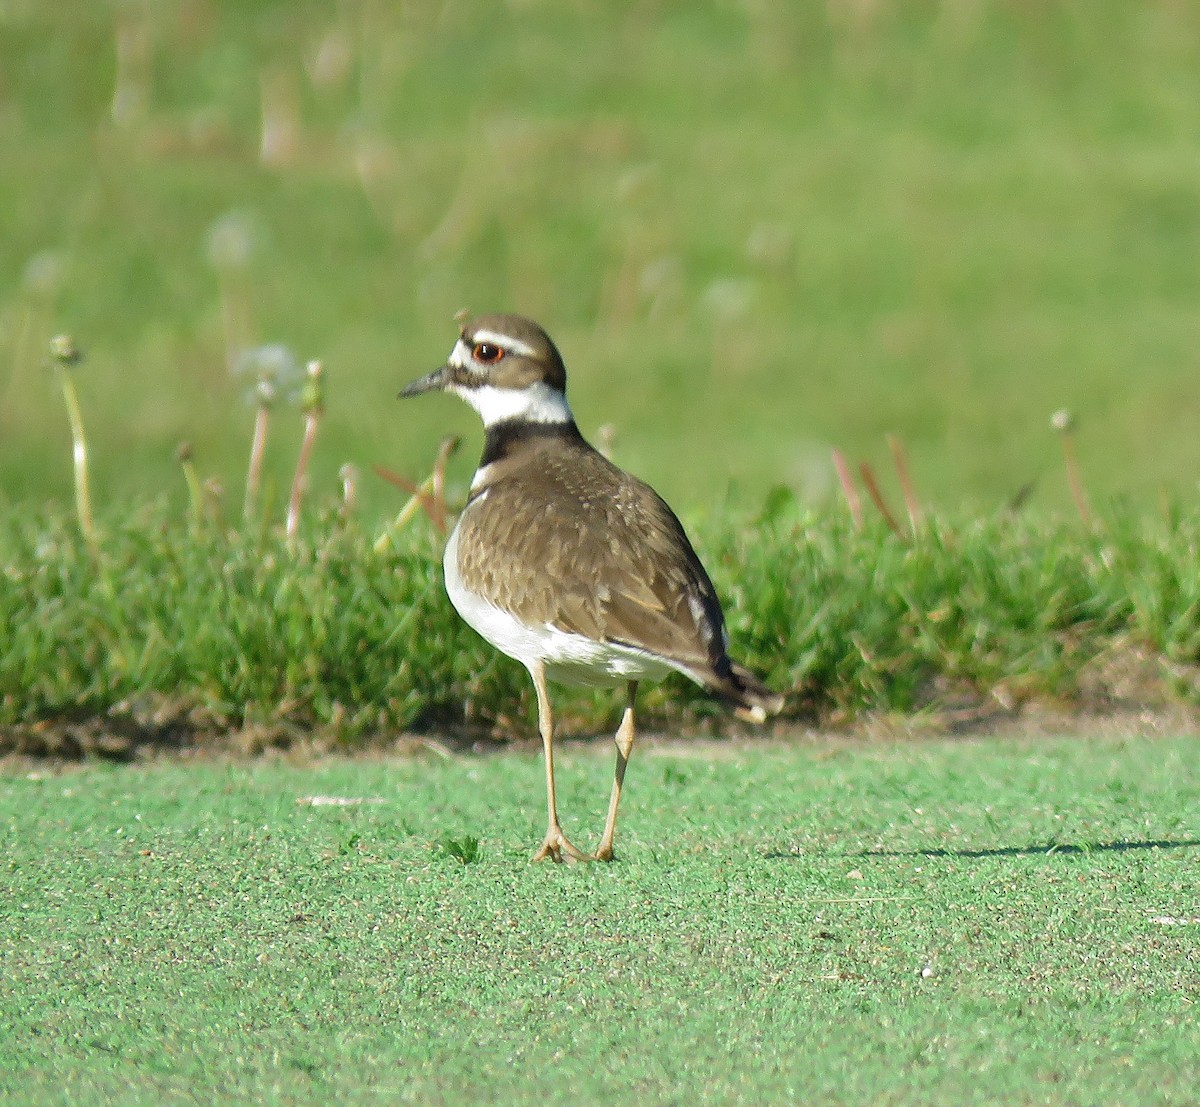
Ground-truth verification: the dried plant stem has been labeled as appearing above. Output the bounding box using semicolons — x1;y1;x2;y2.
372;435;462;549
887;433;923;537
286;410;320;541
5;305;36;412
1007;481;1035;514
259;65;301;167
52;341;96;552
203;478;226;528
430;435;461;532
61;375;95;546
858;461;903;538
831;448;863;531
286;360;325;542
111;13;151;126
339;463;359;521
1050;410;1091;528
1061;433;1092;528
244;404;270;522
372;467;440;551
178;443;204;528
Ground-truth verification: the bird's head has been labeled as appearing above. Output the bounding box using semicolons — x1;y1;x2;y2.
401;313;572;428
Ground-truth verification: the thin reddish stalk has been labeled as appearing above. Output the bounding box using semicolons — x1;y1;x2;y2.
1061;434;1092;528
286;412;319;540
831;448;864;531
244;404;269;522
887;433;923;537
430;435;461;534
858;461;903;538
372;464;443;533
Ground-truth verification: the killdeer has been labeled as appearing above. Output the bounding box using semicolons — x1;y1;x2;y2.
400;314;783;862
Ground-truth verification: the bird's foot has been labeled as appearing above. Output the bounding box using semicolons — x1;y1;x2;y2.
531;825;591;864
592;836;617;863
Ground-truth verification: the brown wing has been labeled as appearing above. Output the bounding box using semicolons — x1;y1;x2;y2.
454;442;729;681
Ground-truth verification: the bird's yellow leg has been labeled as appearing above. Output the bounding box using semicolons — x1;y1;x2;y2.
594;681;638;862
528;661;589;863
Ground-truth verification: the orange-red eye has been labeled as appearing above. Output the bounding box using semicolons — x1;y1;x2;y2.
473;342;505;364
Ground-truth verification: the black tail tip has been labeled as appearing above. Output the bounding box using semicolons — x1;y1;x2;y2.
728;663;785;724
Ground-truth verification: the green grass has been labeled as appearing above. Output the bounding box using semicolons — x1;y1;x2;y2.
4;502;1200;745
7;499;1200;744
4;2;1200;742
4;2;1200;518
5;9;1200;1099
2;735;1199;1104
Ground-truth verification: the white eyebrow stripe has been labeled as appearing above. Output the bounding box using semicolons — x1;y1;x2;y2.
469;329;537;358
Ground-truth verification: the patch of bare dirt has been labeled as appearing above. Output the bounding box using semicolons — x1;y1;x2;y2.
3;642;1197;765
3;699;1197;770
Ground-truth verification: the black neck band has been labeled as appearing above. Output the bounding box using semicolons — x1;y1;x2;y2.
478;419;582;468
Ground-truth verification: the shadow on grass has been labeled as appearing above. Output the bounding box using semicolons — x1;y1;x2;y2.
872;839;1200;859
764;839;1200;860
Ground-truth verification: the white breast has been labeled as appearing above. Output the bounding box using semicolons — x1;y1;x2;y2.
442;514;679;689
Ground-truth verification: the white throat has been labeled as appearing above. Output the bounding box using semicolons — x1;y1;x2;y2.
453;381;573;428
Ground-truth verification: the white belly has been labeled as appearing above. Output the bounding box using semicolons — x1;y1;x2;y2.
442;522;677;688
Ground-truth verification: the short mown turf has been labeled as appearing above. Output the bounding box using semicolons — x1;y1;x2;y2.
3;735;1198;1105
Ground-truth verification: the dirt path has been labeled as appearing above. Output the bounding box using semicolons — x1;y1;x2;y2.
4;701;1198;766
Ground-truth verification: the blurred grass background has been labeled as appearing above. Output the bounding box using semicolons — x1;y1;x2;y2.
3;0;1200;521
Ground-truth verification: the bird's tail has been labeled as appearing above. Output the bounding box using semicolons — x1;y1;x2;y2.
713;661;785;724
